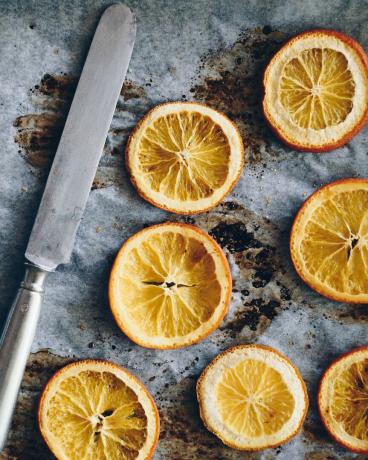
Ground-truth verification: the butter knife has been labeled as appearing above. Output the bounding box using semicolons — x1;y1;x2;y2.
0;4;136;449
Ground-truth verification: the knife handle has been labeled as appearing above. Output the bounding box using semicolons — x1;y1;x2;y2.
0;264;47;451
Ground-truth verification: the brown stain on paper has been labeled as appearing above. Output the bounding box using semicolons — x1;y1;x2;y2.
14;74;148;189
187;201;294;340
192;27;289;164
14;74;77;169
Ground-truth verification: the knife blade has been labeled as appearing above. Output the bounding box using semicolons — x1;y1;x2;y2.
26;4;136;271
0;4;136;450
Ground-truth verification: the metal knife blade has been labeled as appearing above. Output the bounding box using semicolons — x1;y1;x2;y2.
25;4;136;271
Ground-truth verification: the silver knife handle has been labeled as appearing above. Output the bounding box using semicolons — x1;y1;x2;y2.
0;264;47;451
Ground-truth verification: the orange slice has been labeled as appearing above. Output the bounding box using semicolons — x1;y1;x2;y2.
319;346;368;453
126;102;244;214
196;345;308;451
290;178;368;303
263;30;368;151
38;360;159;460
109;222;231;349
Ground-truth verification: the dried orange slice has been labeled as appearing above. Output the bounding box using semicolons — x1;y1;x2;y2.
290;178;368;303
126;102;244;214
38;360;159;460
318;346;368;453
263;30;368;151
197;345;308;451
109;222;231;349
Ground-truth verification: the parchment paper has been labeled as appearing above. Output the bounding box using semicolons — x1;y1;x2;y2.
0;0;367;458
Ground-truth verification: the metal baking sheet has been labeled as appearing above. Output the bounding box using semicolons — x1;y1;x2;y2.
0;0;367;458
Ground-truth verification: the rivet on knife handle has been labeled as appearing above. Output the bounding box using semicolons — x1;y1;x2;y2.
0;4;136;451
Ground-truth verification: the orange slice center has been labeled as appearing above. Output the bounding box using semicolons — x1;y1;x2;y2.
216;359;295;437
280;48;355;129
138;112;231;200
46;370;147;459
120;231;222;338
